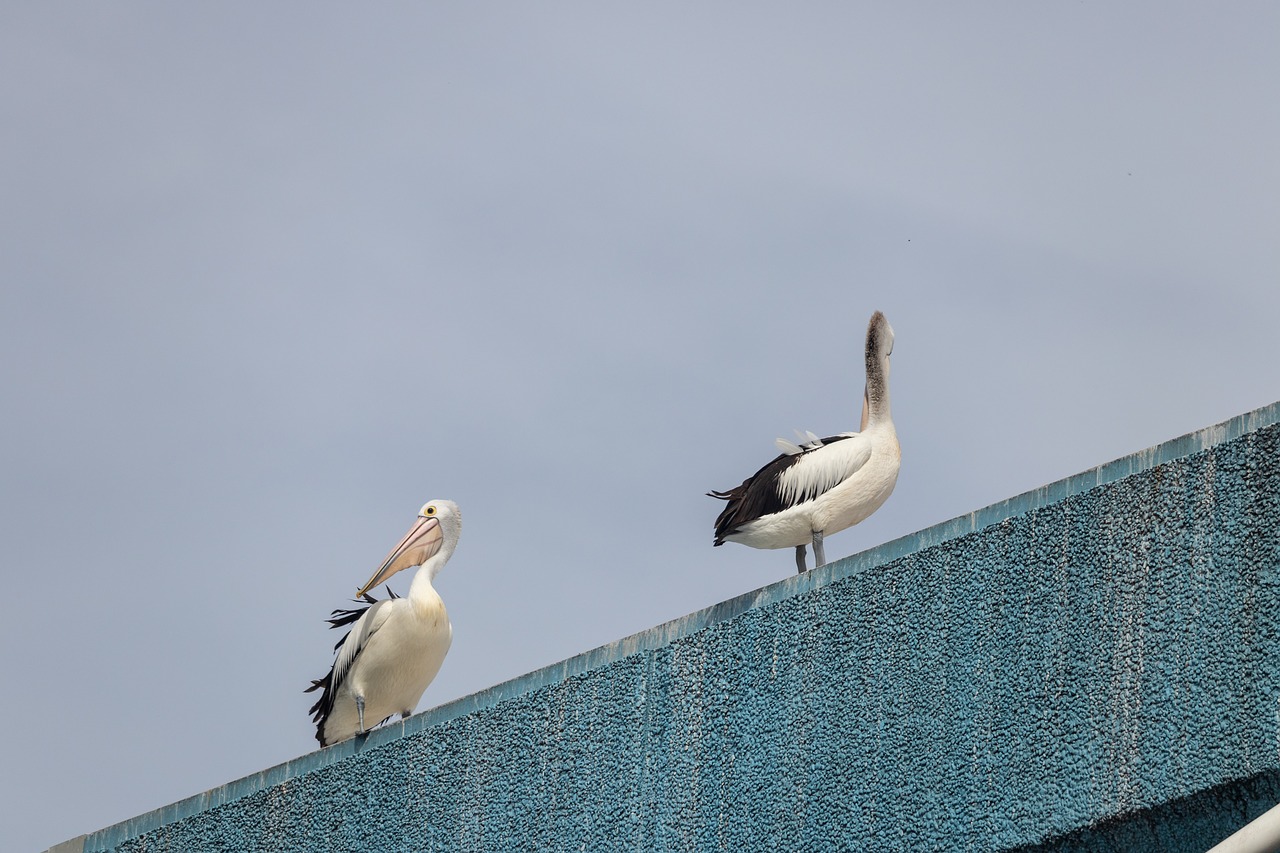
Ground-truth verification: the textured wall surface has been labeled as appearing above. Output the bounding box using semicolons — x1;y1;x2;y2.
70;404;1280;852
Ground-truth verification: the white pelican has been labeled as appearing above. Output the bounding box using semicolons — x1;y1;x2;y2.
306;499;460;747
709;311;900;573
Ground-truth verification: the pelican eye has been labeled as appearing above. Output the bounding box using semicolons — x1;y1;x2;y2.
423;505;437;516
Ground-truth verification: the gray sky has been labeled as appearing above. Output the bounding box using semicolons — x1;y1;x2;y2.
3;5;1277;850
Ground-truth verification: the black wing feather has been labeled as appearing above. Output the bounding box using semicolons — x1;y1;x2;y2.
708;434;852;544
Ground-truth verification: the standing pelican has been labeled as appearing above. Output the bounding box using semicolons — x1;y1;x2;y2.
306;499;460;747
709;311;900;573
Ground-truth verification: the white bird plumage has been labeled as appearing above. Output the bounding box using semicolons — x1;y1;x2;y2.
306;499;461;747
709;311;900;573
775;430;825;456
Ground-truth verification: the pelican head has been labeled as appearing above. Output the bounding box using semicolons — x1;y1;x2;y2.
862;311;894;425
866;310;893;361
356;499;462;597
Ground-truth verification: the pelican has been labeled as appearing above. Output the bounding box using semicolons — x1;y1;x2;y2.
709;311;900;573
306;499;460;747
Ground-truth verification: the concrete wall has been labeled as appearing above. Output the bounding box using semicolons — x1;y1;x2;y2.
65;403;1280;852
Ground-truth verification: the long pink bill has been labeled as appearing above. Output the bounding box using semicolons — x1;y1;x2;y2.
355;515;443;597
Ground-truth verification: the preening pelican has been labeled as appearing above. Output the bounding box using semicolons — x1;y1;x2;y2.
709;311;900;573
306;499;460;747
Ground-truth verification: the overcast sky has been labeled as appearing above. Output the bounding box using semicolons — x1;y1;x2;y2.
3;5;1278;850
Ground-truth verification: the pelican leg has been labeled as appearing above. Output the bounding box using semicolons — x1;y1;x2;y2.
812;530;826;569
356;695;367;734
795;544;808;574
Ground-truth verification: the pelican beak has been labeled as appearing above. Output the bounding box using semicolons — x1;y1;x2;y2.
356;514;443;597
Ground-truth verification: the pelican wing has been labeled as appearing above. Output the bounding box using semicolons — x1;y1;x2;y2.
305;592;398;743
331;599;395;688
710;433;868;542
324;588;399;649
775;432;872;507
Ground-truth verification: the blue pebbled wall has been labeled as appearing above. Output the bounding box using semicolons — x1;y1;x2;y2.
64;403;1280;852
